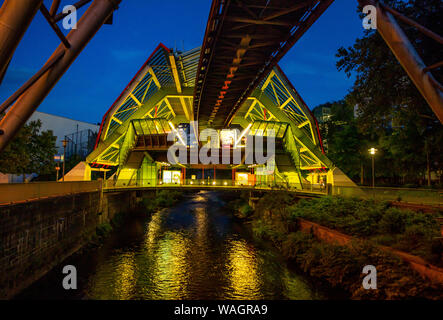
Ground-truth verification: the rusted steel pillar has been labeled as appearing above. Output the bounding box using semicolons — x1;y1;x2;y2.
0;0;43;83
0;0;121;152
358;0;443;123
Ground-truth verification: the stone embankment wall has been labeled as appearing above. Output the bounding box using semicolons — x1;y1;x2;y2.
0;190;136;299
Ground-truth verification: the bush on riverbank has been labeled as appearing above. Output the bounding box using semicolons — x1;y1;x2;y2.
289;197;442;266
142;190;183;213
228;198;253;218
249;193;443;299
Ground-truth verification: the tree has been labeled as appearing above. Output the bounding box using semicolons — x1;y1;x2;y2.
0;119;57;181
335;0;443;186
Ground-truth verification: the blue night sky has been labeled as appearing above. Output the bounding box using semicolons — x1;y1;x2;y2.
0;0;364;124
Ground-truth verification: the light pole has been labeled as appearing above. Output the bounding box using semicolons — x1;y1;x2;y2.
62;139;68;182
368;148;377;188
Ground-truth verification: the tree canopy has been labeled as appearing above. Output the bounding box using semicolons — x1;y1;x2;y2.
0;119;57;180
319;0;442;186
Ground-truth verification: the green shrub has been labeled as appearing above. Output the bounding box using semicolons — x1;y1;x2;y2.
281;232;314;259
378;208;407;234
287;196;441;265
142;190;183;212
96;223;112;238
251;219;284;243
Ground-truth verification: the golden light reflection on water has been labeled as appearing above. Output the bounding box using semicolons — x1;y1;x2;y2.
150;232;191;299
225;239;262;299
83;192;322;300
87;251;136;300
144;209;163;250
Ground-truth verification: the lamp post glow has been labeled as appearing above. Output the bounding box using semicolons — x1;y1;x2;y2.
368;148;377;188
62;139;68;182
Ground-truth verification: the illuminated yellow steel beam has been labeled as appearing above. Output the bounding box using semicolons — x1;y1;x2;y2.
166;95;193;99
280;97;291;109
179;96;191;121
94;159;118;166
129;93;142;106
169;54;182;93
261;70;276;91
112;117;123;125
298;120;310;128
270;81;280;106
300;166;324;170
115;105;138;114
164;98;176;117
244;99;257;119
148;66;161;88
141;78;153;102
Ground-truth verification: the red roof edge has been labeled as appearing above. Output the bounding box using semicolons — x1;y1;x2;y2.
94;43;171;150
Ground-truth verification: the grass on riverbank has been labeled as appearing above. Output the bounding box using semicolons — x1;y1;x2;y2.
249;193;443;299
227;197;253;218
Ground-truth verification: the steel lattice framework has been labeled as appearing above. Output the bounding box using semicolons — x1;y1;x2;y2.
88;45;331;180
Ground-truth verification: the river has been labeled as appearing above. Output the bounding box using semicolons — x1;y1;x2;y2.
18;191;329;300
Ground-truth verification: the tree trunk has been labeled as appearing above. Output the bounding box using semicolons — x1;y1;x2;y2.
360;162;364;185
426;148;431;187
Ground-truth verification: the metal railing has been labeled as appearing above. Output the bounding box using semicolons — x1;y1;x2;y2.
104;179;442;206
0;180;102;206
104;178;326;194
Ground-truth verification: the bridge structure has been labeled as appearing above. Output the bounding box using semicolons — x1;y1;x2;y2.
0;0;441;191
85;0;355;190
85;42;346;189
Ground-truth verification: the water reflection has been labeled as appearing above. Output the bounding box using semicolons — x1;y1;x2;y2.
226;239;261;299
80;191;323;300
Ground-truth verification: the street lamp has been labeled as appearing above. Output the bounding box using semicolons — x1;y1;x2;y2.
368;148;377;188
55;166;60;182
62;139;68;182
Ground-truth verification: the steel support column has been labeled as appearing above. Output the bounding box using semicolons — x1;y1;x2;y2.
358;0;443;123
0;0;121;152
0;0;43;84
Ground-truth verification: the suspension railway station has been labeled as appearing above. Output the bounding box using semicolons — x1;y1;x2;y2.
85;43;352;190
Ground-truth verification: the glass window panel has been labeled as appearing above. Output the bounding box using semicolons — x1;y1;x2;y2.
133;120;143;135
160;120;171;133
266;122;277;137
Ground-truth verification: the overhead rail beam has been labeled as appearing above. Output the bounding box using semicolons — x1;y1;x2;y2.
223;0;334;127
192;0;334;129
